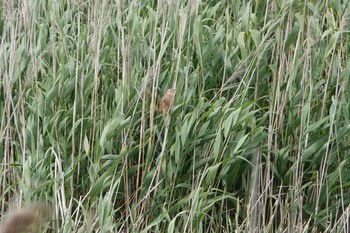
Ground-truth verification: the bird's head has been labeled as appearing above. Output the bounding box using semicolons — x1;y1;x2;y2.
167;88;176;95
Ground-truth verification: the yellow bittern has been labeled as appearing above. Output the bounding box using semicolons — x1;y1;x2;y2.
157;88;176;114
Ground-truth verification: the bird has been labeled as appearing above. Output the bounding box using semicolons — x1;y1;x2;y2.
0;202;51;233
157;88;176;114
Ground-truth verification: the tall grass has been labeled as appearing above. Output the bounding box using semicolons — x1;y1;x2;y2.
0;0;349;232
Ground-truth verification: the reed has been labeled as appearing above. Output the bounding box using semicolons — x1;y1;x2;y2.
0;0;349;232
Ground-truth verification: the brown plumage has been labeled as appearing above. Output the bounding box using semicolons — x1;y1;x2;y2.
157;88;176;114
0;202;51;233
1;210;37;233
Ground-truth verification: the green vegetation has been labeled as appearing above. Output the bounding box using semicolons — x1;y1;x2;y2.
1;0;350;232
